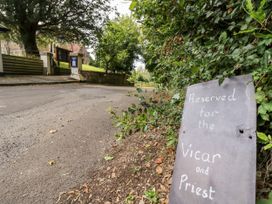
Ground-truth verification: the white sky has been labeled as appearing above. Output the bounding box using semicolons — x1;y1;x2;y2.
110;0;131;18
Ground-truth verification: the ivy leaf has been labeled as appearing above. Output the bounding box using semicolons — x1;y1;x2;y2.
258;105;266;115
219;32;227;43
261;113;270;121
256;90;266;103
267;90;272;99
264;143;272;151
257;132;269;143
263;102;272;112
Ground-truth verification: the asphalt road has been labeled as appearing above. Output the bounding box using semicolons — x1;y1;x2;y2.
0;84;136;204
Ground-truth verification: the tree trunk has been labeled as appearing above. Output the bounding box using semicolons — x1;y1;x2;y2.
105;61;109;73
20;26;40;58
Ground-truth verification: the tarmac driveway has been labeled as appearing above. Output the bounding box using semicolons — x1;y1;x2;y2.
0;84;136;204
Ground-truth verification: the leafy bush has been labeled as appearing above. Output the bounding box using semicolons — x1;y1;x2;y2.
131;0;272;198
111;88;183;144
128;70;155;87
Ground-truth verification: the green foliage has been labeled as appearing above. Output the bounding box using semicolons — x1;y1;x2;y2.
257;192;272;204
88;56;100;68
257;132;272;151
129;70;151;83
244;0;267;23
127;0;272;199
96;16;141;73
131;0;272;138
144;188;159;203
59;62;69;69
82;64;105;73
111;89;183;143
0;0;109;56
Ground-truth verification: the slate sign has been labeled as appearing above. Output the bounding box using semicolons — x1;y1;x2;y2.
169;75;256;204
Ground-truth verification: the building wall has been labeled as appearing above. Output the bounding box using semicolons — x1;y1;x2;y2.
1;40;90;64
0;40;25;56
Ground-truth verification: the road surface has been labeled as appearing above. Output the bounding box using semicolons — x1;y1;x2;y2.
0;84;136;204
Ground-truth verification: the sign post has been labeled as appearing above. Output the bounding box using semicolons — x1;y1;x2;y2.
170;75;256;204
70;53;83;80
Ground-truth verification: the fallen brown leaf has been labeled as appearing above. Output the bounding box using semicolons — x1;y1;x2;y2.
155;157;164;164
156;166;163;175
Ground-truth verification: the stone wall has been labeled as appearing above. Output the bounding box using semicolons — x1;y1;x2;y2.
80;71;133;86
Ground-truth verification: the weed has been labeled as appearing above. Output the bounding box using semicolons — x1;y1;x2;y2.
144;188;159;203
125;194;135;204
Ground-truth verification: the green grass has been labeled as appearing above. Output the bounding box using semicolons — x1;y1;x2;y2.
58;62;105;73
59;62;69;69
82;64;105;73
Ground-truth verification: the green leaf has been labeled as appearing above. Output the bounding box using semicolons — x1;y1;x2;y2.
264;143;272;151
236;28;257;35
263;102;272;112
257;132;269;142
219;32;227;43
191;66;199;74
178;0;185;7
256;33;272;39
172;93;180;101
256;91;266;103
259;0;267;10
267;90;272;99
129;0;137;10
261;113;270;121
245;0;254;12
258;105;267;115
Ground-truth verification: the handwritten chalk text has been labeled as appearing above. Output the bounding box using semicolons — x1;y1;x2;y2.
188;88;237;104
179;174;216;200
181;143;222;164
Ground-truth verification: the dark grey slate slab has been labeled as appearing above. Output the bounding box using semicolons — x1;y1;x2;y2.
169;75;256;204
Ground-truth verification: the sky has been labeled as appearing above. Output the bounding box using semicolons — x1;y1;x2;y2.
110;0;131;18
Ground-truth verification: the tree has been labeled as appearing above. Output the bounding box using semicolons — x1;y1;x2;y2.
96;16;141;73
0;0;110;57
